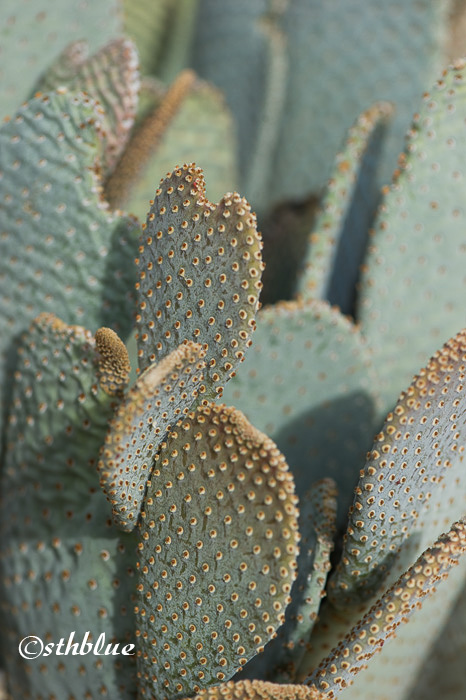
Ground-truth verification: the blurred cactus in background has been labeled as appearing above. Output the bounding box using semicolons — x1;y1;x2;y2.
1;2;466;700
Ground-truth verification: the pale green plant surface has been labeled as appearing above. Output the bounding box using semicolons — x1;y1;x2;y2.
0;0;122;121
2;4;466;700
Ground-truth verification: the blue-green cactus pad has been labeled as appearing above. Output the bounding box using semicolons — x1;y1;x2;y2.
299;102;393;314
242;478;337;683
123;0;172;76
0;314;137;700
222;299;381;525
329;327;466;609
306;518;466;697
358;59;466;412
0;90;139;433
107;72;237;221
135;163;263;397
99;341;207;532
31;38;140;177
192;0;450;211
135;403;300;699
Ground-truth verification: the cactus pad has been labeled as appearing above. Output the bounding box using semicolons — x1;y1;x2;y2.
320;555;466;700
329;327;466;609
306;518;466;697
106;72;237;220
106;71;197;212
358;59;466;411
0;0;121;120
191;1;271;190
98;341;207;532
135;163;263;396
244;479;337;683
31;37;140;176
222;299;380;525
271;0;450;202
274;480;337;680
135;403;300;699
0;314;137;699
192;0;450;210
185;679;329;700
407;582;466;700
299;102;393;313
0;89;139;438
122;0;172;77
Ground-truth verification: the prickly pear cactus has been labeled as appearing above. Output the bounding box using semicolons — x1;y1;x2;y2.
329;327;466;608
290;305;466;700
185;679;329;700
306;518;466;695
0;57;289;697
4;5;466;700
122;0;173;77
105;71;238;219
30;37;140;176
222;299;381;525
242;478;338;683
298;102;393;315
408;586;466;699
98;341;207;531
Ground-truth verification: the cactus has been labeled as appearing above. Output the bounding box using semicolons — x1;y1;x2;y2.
3;4;466;700
30;37;140;176
306;518;466;694
135;402;299;698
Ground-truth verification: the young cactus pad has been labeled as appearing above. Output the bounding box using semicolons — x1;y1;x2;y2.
299;101;393;315
98;341;207;531
105;71;237;220
243;478;338;684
